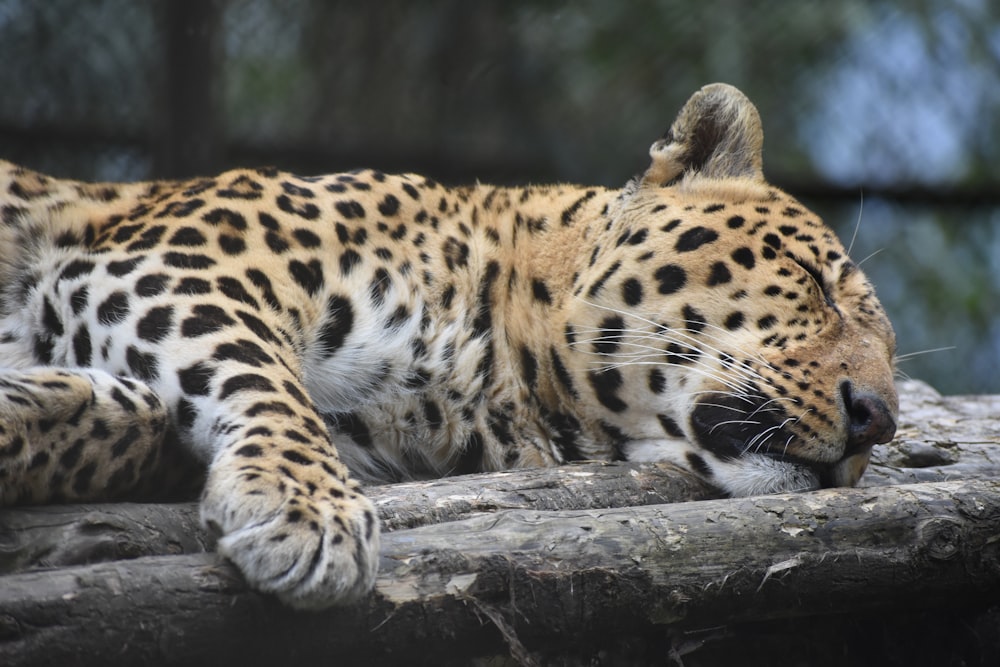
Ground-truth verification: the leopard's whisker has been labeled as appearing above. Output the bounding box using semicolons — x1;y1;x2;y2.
577;300;773;368
856;247;885;268
588;358;756;397
568;332;763;393
846;189;864;257
580;341;762;391
894;346;955;363
571;328;770;388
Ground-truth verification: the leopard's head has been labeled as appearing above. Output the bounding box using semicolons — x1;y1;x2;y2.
565;84;896;495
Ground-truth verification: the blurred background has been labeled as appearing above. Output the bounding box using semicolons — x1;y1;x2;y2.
1;0;997;394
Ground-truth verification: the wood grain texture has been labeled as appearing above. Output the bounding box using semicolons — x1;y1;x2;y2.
2;379;1000;666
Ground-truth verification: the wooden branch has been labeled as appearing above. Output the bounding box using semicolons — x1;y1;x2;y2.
2;379;999;665
0;502;207;575
370;458;719;531
0;461;718;575
2;478;1000;666
863;379;1000;485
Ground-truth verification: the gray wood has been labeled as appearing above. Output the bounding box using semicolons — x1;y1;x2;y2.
1;379;999;665
2;478;999;665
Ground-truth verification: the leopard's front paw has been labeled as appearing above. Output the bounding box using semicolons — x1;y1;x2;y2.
201;462;379;609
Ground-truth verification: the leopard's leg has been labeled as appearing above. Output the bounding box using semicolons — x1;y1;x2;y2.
186;360;379;609
0;367;172;505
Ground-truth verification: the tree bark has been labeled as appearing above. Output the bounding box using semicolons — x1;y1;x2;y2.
0;461;719;575
1;379;999;666
2;479;1000;666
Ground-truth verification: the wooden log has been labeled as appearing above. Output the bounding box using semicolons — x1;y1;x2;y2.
863;379;1000;485
3;378;1000;665
2;478;999;666
0;461;718;575
4;380;998;574
0;502;207;575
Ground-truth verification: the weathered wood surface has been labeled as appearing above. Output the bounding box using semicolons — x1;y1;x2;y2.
864;378;1000;484
3;379;997;572
1;379;999;666
2;479;999;666
0;460;720;575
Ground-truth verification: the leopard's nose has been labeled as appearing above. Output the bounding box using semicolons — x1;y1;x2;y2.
841;381;896;455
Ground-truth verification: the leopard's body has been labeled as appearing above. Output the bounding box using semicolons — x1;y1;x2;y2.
0;84;897;608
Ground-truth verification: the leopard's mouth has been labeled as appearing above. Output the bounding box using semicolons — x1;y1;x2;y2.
689;392;811;461
689;393;869;489
756;450;865;489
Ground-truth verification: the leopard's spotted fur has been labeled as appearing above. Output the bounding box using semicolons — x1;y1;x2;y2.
0;84;897;608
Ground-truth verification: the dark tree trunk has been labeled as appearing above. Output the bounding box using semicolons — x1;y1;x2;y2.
154;0;222;178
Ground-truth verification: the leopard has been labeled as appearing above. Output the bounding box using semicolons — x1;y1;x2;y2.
0;83;897;609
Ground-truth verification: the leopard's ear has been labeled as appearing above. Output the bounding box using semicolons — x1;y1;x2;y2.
642;83;764;186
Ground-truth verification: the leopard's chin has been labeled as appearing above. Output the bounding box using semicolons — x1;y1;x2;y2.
705;445;876;496
711;453;822;497
824;449;873;488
